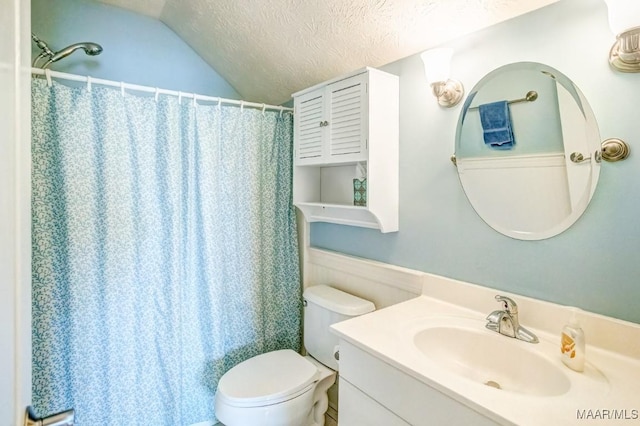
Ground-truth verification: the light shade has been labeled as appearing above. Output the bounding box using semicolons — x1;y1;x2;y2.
604;0;640;72
419;47;464;108
604;0;640;35
420;48;453;85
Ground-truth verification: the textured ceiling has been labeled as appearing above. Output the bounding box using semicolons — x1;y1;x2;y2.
97;0;559;105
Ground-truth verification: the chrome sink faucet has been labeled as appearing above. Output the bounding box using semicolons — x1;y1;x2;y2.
486;295;538;343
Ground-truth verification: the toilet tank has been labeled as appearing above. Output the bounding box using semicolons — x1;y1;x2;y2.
303;285;375;371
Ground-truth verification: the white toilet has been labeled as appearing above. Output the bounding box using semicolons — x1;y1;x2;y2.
214;285;375;426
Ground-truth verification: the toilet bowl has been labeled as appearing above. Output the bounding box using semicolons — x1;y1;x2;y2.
215;350;335;426
214;285;375;426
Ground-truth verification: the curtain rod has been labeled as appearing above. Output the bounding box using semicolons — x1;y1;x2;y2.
31;67;294;113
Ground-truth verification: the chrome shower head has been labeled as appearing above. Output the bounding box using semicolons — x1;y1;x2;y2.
80;43;102;56
42;42;103;68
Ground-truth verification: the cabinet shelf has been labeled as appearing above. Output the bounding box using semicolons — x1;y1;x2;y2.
294;202;383;231
292;68;399;233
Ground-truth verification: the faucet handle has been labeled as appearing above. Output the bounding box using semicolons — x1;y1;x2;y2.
495;295;518;314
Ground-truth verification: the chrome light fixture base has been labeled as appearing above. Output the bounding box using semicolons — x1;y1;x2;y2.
609;26;640;72
431;79;464;108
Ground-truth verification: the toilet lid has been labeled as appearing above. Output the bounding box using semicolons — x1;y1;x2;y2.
217;349;319;407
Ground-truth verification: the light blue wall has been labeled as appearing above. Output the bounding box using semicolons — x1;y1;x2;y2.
311;0;640;324
31;0;240;98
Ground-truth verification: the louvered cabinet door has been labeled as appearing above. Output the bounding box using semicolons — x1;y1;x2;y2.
294;87;325;165
326;73;368;163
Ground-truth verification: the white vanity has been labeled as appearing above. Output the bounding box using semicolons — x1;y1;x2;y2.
330;276;640;425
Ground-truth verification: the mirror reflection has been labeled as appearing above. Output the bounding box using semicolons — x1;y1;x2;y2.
455;62;601;240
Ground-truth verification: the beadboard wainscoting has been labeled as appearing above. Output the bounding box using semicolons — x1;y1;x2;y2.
303;247;424;310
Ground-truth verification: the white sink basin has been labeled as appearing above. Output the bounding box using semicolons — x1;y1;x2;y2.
412;317;571;396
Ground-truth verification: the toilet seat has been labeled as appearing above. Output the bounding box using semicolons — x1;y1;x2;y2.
216;349;319;408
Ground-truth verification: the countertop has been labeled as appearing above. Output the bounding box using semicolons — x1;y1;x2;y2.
331;294;640;425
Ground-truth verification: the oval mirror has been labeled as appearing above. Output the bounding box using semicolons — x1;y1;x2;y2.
455;62;601;240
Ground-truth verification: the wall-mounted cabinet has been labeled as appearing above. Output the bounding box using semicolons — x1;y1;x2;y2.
292;68;399;233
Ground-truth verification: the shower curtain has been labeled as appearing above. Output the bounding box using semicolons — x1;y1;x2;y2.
31;78;301;425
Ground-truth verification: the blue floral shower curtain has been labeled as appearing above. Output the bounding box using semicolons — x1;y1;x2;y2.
31;78;301;425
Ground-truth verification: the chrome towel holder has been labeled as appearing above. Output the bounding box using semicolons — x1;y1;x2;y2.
467;90;538;111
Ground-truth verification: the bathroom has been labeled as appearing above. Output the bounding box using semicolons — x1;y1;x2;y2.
2;0;639;424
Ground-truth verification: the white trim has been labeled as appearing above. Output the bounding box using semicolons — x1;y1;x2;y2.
456;152;566;171
1;0;32;423
31;67;293;113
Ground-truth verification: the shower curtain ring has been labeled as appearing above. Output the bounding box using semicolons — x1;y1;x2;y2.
44;69;52;87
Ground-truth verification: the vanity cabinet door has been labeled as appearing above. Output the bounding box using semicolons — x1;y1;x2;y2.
338;340;501;426
339;378;410;426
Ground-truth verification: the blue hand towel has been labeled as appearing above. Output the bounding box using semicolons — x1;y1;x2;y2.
479;101;515;150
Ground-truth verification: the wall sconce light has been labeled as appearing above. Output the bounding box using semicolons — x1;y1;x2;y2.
604;0;640;72
420;48;464;108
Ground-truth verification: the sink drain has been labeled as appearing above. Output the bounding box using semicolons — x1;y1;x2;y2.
484;380;501;390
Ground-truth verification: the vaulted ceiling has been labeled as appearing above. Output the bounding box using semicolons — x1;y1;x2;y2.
96;0;559;105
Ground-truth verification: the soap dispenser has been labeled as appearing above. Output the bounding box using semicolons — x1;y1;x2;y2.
560;309;585;372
